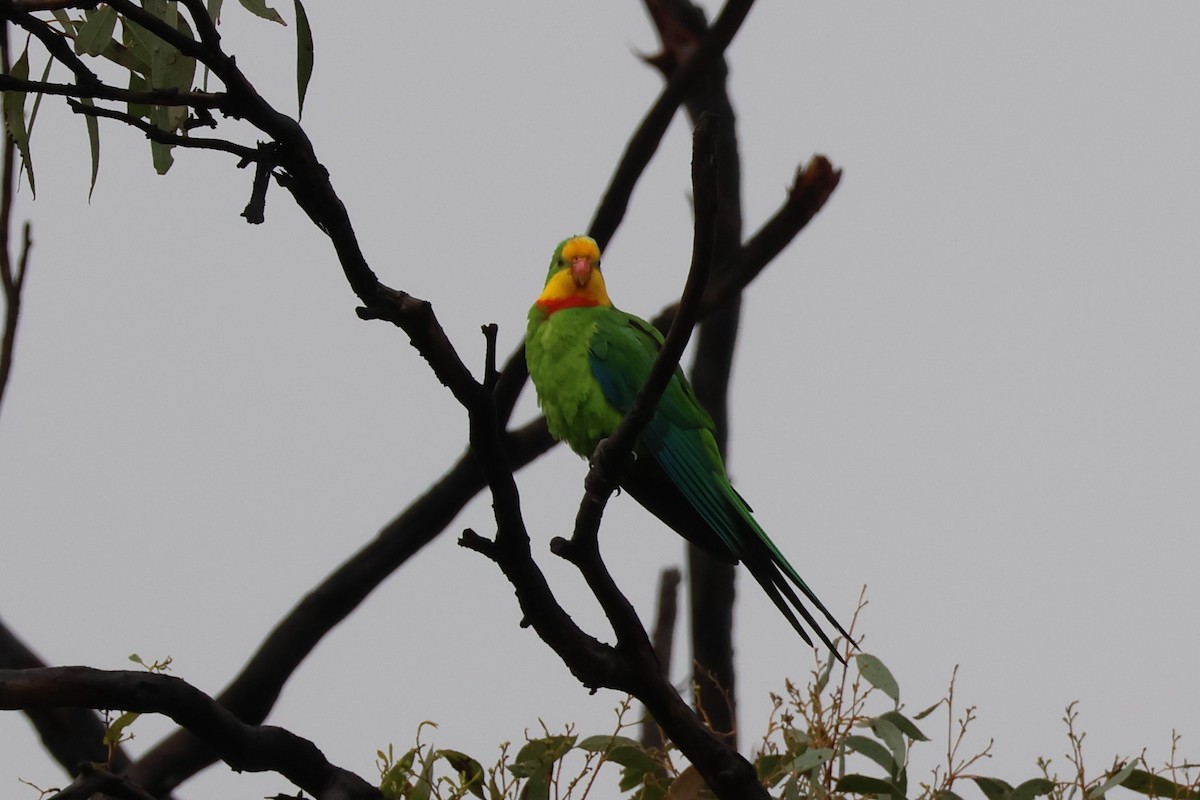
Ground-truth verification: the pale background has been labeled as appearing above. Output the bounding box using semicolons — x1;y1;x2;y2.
2;3;1197;797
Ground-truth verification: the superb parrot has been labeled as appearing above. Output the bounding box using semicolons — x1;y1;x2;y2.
525;235;849;655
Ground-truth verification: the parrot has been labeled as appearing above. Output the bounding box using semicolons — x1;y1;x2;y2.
525;234;850;656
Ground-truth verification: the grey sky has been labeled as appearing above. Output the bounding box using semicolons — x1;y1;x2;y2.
2;3;1198;797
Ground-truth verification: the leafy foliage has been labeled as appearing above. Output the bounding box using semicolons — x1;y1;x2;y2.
1;1;309;186
362;606;1200;800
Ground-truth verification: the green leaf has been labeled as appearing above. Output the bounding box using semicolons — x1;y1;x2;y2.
1089;761;1139;799
969;776;1014;800
577;734;642;753
933;791;967;800
141;0;196;100
163;15;198;95
844;734;897;775
814;649;835;694
1011;778;1056;800
869;717;906;771
149;106;175;174
76;5;119;57
1120;768;1197;800
80;96;100;199
27;51;53;137
836;773;902;797
3;44;36;197
782;726;811;753
609;745;662;773
127;72;152;120
856;654;900;704
103;711;140;746
913;700;943;721
434;749;486;800
509;735;575;778
208;0;225;23
756;753;787;785
790;747;833;775
52;8;79;36
293;0;313;118
379;746;417;799
519;773;549;800
238;0;286;24
875;710;929;742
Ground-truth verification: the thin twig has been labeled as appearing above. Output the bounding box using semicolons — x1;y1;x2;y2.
66;99;261;161
0;74;226;108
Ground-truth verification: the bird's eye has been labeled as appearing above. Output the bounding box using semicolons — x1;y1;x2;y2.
558;258;567;267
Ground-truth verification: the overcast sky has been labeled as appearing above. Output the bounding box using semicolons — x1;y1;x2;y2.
2;3;1198;797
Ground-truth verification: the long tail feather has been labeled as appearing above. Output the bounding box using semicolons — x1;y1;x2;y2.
740;545;846;661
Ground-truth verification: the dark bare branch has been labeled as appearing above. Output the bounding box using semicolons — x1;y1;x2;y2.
640;567;681;752
651;155;842;332
587;0;754;249
0;667;382;800
66;99;261;161
46;762;157;800
0;74;226;108
0;618;135;775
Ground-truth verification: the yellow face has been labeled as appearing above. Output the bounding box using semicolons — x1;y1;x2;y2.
536;236;612;310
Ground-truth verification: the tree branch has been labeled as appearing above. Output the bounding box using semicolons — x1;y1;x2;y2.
587;0;754;249
0;667;383;800
0;618;135;776
66;98;261;161
0;74;226;108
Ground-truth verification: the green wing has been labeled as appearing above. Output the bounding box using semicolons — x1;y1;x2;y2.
586;310;742;556
588;307;852;654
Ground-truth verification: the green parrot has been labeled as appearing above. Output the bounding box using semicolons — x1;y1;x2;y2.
525;235;849;655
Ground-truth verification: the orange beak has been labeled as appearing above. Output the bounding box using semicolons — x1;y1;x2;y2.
571;256;592;286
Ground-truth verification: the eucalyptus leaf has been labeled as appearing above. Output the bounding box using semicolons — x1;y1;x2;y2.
81;96;100;199
756;753;786;785
76;5;119;57
790;746;833;775
969;775;1014;800
814;649;835;694
2;45;35;196
294;0;313;117
149;106;175;174
913;700;943;720
577;734;642;753
1088;761;1139;799
28;48;53;137
836;773;903;797
933;790;967;800
52;8;79;36
1120;768;1198;800
239;0;286;25
875;709;930;742
856;653;900;704
102;711;140;746
844;734;897;775
1010;778;1056;800
435;749;485;800
869;716;906;769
